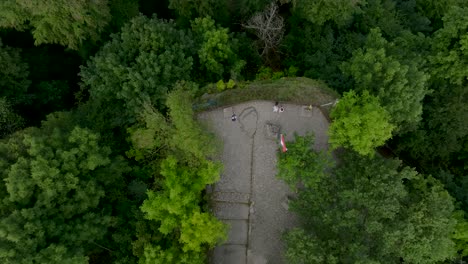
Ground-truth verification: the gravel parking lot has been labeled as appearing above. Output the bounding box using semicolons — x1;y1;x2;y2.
198;100;330;264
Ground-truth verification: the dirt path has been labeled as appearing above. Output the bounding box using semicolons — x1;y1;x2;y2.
198;101;330;264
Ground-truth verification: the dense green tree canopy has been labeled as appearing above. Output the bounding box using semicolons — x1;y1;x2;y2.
329;90;394;156
0;97;23;138
429;5;468;86
0;38;30;102
341;28;429;129
0;0;111;49
284;151;457;263
129;87;226;263
1;0;468;263
396;5;468;164
0;113;129;263
80;15;194;125
191;17;245;81
277;132;332;190
292;0;366;26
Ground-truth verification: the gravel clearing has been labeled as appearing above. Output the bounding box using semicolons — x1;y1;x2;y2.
199;100;330;264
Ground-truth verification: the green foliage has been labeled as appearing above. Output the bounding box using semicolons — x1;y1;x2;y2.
292;0;366;26
141;156;220;232
0;97;24;138
130;87;225;263
282;20;360;90
216;79;226;91
277;133;332;190
165;85;217;162
452;211;468;257
271;71;284;80
355;0;406;38
226;79;236;89
140;156;225;262
108;0;139;31
80;15;194;125
284;152;457;263
285;66;299;77
191;17;245;81
255;66;289;80
127;83;217;163
0;114;129;263
283;229;329;263
429;6;468;86
255;66;274;80
169;0;223;21
329;90;394;156
0;38;30;102
397;84;468;163
179;211;226;252
397;7;468;164
0;0;111;50
416;0;465;21
341;28;429;129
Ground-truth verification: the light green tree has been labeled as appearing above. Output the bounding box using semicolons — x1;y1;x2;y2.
191;17;245;81
0;0;110;50
329;90;394;156
139;156;226;263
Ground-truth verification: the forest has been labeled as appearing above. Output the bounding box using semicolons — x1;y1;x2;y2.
1;0;468;263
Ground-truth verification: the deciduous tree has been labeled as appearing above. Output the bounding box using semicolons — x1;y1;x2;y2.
284;152;457;263
242;3;284;64
291;0;366;26
328;90;394;156
0;97;24;138
277;132;332;190
80;15;194;126
191;17;245;81
0;38;30;102
341;28;429;129
0;0;111;50
0;113;129;263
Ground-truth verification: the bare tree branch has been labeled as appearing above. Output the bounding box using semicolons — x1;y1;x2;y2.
242;3;285;60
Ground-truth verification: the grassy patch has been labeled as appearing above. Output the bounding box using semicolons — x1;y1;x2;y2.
193;77;339;116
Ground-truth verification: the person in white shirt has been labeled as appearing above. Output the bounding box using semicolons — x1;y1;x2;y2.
273;101;279;112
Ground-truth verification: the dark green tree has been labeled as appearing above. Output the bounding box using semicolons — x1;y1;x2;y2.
80;15;194;126
341;28;429;130
0;38;30;102
283;151;457;263
0;0;111;50
0;112;129;263
291;0;366;26
277;132;332;190
396;6;468;164
0;97;24;138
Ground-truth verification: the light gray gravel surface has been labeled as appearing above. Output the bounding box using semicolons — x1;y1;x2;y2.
199;101;330;264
